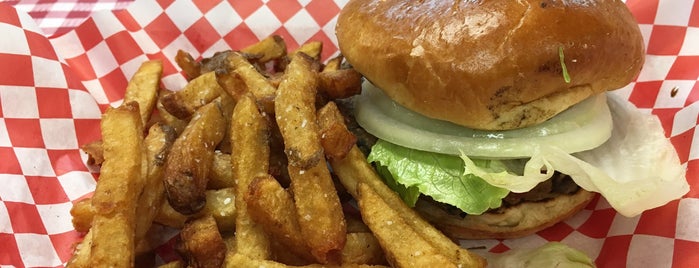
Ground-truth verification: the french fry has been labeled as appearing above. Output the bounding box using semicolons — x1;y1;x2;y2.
154;188;236;231
160;71;223;119
163;101;225;215
226;52;277;114
156;96;188;134
124;60;163;126
245;174;314;262
230;93;272;259
88;102;144;267
274;53;323;169
322;55;344;73
330;147;487;268
318;69;363;100
293;41;323;60
177;215;227;268
276;53;346;263
175;50;202;80
317;102;356;160
216;70;248;103
207;151;234;189
241;35;287;63
357;183;456;268
134;123;176;244
342;232;386;265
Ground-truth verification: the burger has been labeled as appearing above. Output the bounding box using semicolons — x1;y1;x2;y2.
335;0;689;239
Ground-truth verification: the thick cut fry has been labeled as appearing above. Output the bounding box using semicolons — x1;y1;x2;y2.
207;152;234;189
154;188;236;231
88;102;144;267
163;101;225;215
274;53;323;169
322;55;344;73
240;35;287;63
245;174;314;262
357;183;456;268
293;41;323;60
276;53;346;263
124;60;163;126
230;93;272;259
134;123;176;244
226;52;276;114
156;96;188;134
175;50;201;80
81;140;104;166
342;232;386;265
177;215;226;268
317;102;356;160
224;253;388;268
160;71;223;119
330;147;487;268
216;70;247;103
318;69;363;100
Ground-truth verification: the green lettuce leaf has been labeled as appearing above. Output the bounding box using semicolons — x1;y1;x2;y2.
367;140;509;215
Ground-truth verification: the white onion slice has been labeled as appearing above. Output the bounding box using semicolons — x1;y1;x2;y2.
354;82;613;159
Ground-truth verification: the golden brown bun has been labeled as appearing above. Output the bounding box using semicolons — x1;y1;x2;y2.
336;0;644;130
414;189;596;240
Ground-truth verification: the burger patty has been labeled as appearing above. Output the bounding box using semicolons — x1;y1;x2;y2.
335;98;583;217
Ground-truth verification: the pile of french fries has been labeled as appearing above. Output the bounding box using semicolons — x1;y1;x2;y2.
68;35;487;268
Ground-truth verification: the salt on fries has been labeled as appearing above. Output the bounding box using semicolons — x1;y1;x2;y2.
71;34;486;268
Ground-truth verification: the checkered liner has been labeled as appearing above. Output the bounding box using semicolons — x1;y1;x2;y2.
0;0;697;267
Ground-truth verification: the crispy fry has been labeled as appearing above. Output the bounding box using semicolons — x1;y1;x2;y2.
230;93;272;259
226;52;276;114
154;188;236;231
163;101;225;215
175;50;202;80
245;174;314;262
216;70;247;103
317;102;356;160
160;71;223;119
342;232;386;265
274;53;323;169
156;96;188;134
135;123;176;244
322;55;344;73
293;41;323;60
276;53;346;263
177;215;227;268
88;102;144;267
318;69;363;100
330;147;487;268
241;35;287;63
207;152;234;189
81;140;104;166
357;183;456;268
124;60;163;126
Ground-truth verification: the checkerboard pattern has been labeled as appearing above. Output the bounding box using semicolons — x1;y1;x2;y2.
0;0;697;267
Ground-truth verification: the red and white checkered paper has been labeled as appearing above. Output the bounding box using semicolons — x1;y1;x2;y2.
0;0;697;267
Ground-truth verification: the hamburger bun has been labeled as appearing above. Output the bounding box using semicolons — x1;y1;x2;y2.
336;0;645;130
414;189;596;240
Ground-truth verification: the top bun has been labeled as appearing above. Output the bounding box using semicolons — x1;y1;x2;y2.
336;0;644;130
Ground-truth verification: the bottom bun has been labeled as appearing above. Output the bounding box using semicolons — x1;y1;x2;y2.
414;189;596;240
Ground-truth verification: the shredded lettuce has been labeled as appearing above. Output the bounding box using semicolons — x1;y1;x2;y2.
486;242;594;268
368;140;510;215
